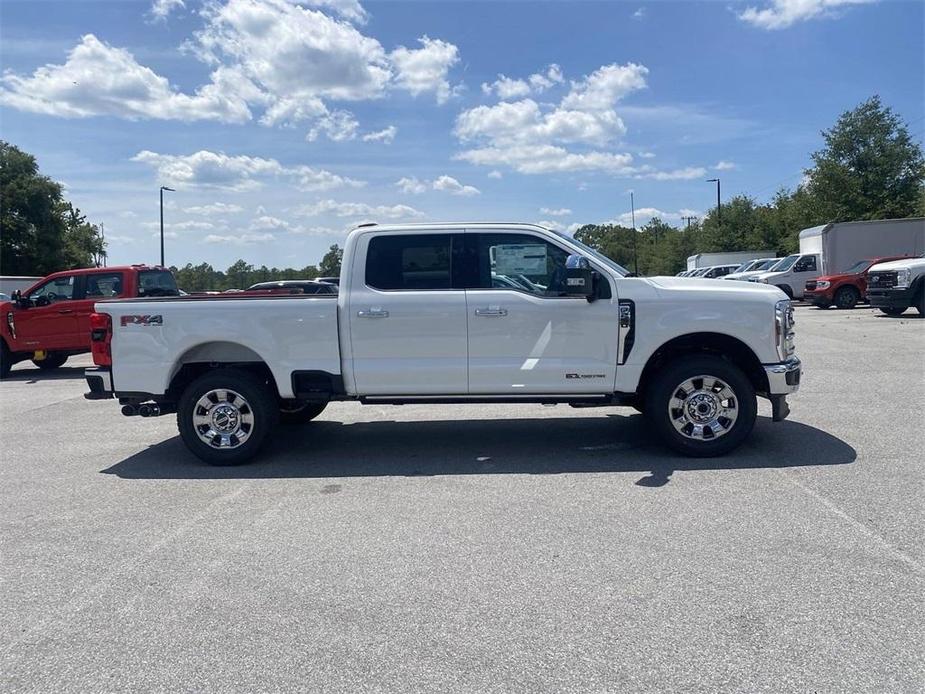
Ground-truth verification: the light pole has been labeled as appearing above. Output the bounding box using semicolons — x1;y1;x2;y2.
630;191;639;275
159;186;175;267
706;178;721;226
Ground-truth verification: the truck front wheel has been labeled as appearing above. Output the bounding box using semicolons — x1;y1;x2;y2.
177;369;278;465
0;341;11;379
833;286;859;310
879;306;906;316
279;401;328;424
644;355;757;458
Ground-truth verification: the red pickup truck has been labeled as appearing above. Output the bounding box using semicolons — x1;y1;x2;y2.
803;256;912;309
1;265;178;377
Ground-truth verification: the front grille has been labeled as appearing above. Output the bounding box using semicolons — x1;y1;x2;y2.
805;280;817;291
868;271;898;288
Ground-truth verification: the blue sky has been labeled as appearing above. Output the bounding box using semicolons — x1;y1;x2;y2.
1;0;922;270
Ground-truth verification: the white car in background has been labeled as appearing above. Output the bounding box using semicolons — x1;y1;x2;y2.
724;257;781;282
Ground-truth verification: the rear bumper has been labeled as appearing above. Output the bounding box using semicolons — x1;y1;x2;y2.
868;287;913;309
84;367;114;400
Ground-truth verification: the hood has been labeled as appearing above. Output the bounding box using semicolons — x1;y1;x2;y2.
724;270;765;280
647;275;787;300
869;257;925;272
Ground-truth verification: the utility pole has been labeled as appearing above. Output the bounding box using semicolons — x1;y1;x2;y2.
630;191;638;275
706;178;721;226
682;215;697;231
159;186;175;267
100;222;105;267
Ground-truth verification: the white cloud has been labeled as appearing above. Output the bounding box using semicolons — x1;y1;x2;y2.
143;219;217;232
184;202;244;215
482;64;563;99
396;175;479;196
714;160;737;170
738;0;872;29
150;0;184;21
537;220;566;232
487;170;503;179
632;7;645;19
395;176;428;194
635;166;707;181
362;125;397;143
306;110;358;142
455;62;653;175
389;36;459;104
251;215;292;230
118;210;138;219
2;0;460;141
610;207;703;227
296;199;426;219
205;232;276;245
432;175;480;196
132;149;365;192
639;151;656;159
540;207;572;217
0;34;252;123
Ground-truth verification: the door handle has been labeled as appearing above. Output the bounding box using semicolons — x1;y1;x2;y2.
475;307;508;317
57;309;74;314
357;308;389;318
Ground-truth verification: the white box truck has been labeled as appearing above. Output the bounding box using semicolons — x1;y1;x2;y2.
754;218;925;299
687;251;775;272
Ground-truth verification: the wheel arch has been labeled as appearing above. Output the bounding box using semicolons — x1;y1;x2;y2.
166;341;280;400
637;332;770;399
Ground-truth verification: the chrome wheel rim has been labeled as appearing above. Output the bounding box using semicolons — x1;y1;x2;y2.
668;375;738;441
192;389;254;449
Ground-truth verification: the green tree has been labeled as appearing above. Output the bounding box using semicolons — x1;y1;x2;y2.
805;96;925;221
0;141;106;274
318;244;343;277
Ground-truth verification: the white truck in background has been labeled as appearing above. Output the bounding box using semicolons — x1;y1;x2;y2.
84;223;801;465
753;218;925;299
686;251;775;272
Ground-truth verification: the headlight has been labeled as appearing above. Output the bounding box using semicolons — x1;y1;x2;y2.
895;268;911;288
759;278;769;283
815;280;830;289
775;299;795;360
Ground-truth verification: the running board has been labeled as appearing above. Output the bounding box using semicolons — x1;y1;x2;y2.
359;394;617;406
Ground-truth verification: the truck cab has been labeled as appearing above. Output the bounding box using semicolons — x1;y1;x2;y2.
1;265;177;377
752;253;821;299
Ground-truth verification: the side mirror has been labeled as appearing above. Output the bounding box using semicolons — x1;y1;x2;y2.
565;254;594;299
11;290;28;308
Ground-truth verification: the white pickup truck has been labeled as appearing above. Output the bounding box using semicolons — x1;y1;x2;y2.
84;223;801;465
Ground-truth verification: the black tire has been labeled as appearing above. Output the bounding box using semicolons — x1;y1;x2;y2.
776;284;794;299
812;302;831;310
0;340;11;379
879;306;906;316
833;285;859;310
177;369;278;465
33;352;68;370
279;401;328;424
644;355;757;458
916;285;924;317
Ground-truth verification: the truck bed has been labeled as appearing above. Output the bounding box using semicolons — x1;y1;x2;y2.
98;295;341;398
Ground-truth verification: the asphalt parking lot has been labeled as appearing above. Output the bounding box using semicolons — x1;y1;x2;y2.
1;305;923;692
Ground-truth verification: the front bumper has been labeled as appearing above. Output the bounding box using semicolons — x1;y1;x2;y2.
803;288;834;305
762;357;801;422
867;286;913;309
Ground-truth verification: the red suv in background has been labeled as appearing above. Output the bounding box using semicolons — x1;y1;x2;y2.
1;265;177;377
804;256;912;309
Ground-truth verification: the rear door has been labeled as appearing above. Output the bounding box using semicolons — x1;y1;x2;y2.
347;231;469;394
465;230;620;394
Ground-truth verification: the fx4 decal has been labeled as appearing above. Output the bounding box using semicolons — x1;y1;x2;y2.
121;315;163;327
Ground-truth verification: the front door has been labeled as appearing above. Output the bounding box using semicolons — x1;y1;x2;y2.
465;231;621;394
13;274;80;351
791;254;820;298
348;232;468;395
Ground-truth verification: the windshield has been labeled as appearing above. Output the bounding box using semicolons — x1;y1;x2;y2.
552;230;630;276
768;254;799;272
733;262;753;273
138;270;179;297
756;258;778;270
843;259;871;274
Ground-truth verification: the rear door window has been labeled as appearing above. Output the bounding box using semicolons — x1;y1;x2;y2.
366;234;457;290
137;270;179;297
85;272;125;298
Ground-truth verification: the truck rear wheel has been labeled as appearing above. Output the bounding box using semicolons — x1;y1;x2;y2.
0;341;11;379
644;355;757;458
177;369;278;465
833;286;859;310
916;285;924;316
33;352;68;370
279;401;328;424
